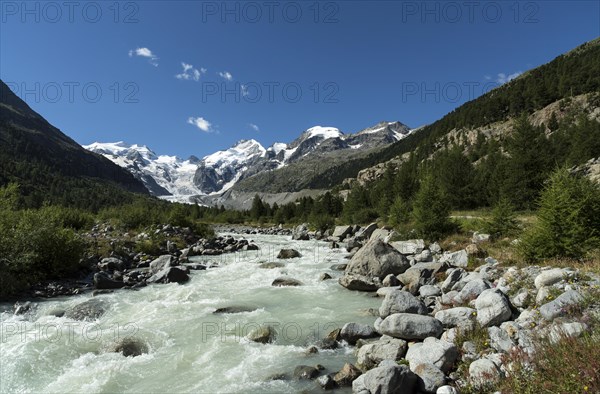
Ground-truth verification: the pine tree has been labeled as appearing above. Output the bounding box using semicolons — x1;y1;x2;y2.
520;167;600;261
411;175;452;240
388;196;411;227
485;197;519;239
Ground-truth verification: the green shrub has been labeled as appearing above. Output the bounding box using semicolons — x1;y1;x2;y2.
0;184;85;299
520;167;600;261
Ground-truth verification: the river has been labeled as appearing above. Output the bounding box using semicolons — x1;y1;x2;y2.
0;233;379;393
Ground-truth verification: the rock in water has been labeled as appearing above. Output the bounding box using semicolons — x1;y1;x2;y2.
272;277;303;287
108;337;148;357
247;325;276;344
339;322;378;345
338;274;379;292
277;249;301;259
333;363;362;387
65;299;108;321
293;365;320;380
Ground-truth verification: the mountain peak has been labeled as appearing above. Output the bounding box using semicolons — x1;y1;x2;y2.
304;126;343;140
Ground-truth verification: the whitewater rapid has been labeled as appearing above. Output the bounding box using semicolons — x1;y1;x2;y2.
0;233;379;393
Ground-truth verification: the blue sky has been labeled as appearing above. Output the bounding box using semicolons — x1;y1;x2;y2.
1;1;598;158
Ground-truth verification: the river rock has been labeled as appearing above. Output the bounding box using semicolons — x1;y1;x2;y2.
382;274;400;287
292;224;310;240
454;279;491;304
330;263;347;271
434;307;477;329
539;290;583;320
488;326;515;353
475;289;512;327
414;363;446;393
379;290;428;318
272;277;303;287
213;306;257;314
247;325;276;344
332;225;353;240
333;363;362;387
406;337;458;373
468;358;501;386
148;266;189;284
356;335;407;369
149;255;173;274
419;285;441;297
352;363;417;394
397;262;445;295
534;268;566;289
277;249;301;259
319;273;333;281
259;262;285;269
439;250;468;268
108;337;148;357
379;313;444;340
355;223;378;241
98;257;125;271
441;268;466;293
65;299;108;321
390;239;425;255
13;301;34;315
317;374;336;390
339;274;379;292
339;322;378;345
344;238;410;280
293;365;320;380
93;272;125;289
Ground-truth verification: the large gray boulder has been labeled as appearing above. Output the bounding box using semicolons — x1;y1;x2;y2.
277;249;301;259
414;363;446;393
454;279;491;304
332;225;354;240
339;274;379;292
475;289;512;327
352;363;417;394
292;224;310;240
434;307;477;329
339;322;378;345
65;299;108;321
539;290;584;320
397;262;445;295
344;238;410;280
107;337;148;357
390;239;425;255
534;268;567;289
150;255;173;274
439;250;468;268
98;257;125;271
93;272;125;289
379;290;428;318
379;313;444;340
356;336;407;370
247;325;276;344
355;223;378;241
405;337;459;373
148;266;189;284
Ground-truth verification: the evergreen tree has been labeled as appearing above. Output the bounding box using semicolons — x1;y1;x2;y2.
520;167;600;261
388;195;411;227
484;197;519;239
250;194;266;220
411;174;452;240
503;114;551;210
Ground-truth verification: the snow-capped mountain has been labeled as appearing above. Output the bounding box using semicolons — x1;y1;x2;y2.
84;121;413;202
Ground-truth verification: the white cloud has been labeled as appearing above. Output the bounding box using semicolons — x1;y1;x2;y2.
176;62;206;81
128;47;159;67
496;71;522;84
241;84;249;96
187;116;213;132
218;71;233;81
248;123;260;132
